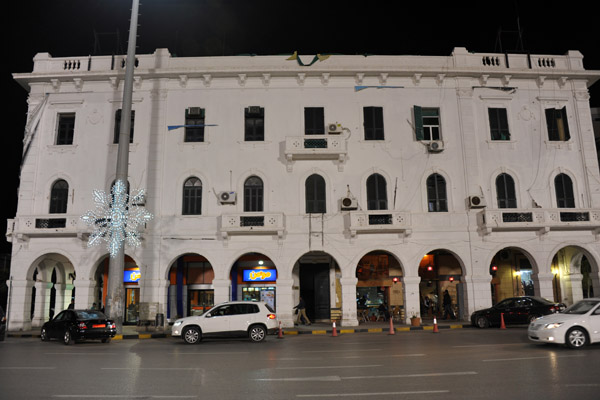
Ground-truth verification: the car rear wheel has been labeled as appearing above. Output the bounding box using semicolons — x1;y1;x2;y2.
41;328;49;341
566;327;588;349
63;329;73;346
183;327;201;344
102;338;111;344
476;316;489;329
249;325;266;342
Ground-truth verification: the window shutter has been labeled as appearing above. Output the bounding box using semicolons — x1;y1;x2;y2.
414;106;424;140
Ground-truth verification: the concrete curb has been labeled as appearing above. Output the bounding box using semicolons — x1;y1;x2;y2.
7;323;472;340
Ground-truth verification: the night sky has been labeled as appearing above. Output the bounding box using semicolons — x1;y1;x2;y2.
3;0;599;254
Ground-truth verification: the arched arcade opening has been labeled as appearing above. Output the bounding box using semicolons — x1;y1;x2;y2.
167;254;215;320
230;253;277;310
418;250;465;320
489;248;538;305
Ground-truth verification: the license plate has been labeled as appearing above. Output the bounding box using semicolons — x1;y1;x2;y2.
92;324;106;328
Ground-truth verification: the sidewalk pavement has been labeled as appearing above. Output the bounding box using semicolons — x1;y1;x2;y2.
7;319;471;340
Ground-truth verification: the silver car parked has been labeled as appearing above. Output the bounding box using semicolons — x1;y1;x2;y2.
528;298;600;349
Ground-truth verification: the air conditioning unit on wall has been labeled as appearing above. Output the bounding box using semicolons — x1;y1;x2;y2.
218;191;237;204
468;195;486;208
340;197;358;210
327;123;342;134
427;140;444;152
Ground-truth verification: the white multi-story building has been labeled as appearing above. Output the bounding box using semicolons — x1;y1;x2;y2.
6;47;600;330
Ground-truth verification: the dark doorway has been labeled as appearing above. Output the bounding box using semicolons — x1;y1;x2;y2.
300;263;330;321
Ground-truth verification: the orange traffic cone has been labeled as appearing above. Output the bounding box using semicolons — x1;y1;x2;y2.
277;321;284;339
332;321;338;337
433;316;439;333
500;313;506;330
388;317;395;335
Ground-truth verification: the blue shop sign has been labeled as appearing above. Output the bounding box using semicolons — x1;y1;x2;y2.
124;269;141;283
243;269;276;282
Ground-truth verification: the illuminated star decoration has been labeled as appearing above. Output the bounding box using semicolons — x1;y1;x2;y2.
81;180;153;258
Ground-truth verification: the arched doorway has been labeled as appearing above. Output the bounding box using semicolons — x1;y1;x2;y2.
167;254;215;320
292;252;340;322
355;251;404;322
551;247;599;305
418;250;464;320
27;254;75;327
489;248;537;305
94;255;140;324
230;253;277;310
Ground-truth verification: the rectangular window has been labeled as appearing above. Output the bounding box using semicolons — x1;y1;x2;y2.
114;109;135;144
245;106;264;141
185;107;205;142
363;106;384;140
488;108;511;140
304;107;325;135
545;107;570;141
56;113;75;145
414;106;441;141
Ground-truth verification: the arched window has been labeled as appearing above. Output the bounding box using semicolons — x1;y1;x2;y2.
366;173;387;210
244;176;263;212
49;179;69;214
182;177;202;215
555;174;575;208
496;173;517;208
305;174;326;213
426;174;448;212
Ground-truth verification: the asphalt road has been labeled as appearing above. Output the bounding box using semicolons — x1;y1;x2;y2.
1;327;599;400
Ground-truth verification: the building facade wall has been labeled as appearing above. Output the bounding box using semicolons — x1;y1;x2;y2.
6;48;600;330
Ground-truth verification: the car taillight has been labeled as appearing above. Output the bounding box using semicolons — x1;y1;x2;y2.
109;322;116;329
78;322;87;329
267;314;276;320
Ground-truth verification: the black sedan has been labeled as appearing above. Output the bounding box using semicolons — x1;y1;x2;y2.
471;296;565;328
41;309;116;345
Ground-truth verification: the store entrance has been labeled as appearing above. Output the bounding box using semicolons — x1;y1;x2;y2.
187;288;214;316
124;287;139;325
300;263;330;321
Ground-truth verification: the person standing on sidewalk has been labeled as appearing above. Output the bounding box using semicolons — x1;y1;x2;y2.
294;297;311;326
442;290;455;320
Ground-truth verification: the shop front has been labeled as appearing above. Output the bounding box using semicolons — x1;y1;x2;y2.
356;252;404;322
167;255;215;320
94;256;140;324
232;262;277;311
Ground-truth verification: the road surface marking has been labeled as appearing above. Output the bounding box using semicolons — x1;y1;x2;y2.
52;396;197;399
101;367;200;370
171;351;249;355
305;349;381;353
0;367;56;370
483;354;585;362
343;371;477;380
45;352;119;355
297;390;450;397
276;365;382;370
255;371;476;382
453;343;523;348
566;384;600;387
337;353;425;359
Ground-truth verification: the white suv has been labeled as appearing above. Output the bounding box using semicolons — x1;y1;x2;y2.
171;301;278;344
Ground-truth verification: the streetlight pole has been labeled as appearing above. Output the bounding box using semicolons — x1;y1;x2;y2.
105;0;140;333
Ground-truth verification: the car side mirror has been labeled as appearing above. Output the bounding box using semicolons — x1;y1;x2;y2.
205;313;212;318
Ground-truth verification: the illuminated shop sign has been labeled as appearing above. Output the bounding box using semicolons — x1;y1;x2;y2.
124;269;141;283
243;269;276;282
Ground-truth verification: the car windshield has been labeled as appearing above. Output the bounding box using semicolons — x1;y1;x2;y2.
562;300;600;315
75;311;107;320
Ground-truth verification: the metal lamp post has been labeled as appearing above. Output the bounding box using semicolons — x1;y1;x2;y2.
105;0;140;333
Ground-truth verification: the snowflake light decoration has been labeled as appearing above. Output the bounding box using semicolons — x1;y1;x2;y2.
81;180;153;257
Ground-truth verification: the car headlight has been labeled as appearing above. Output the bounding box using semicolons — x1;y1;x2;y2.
544;322;563;329
173;320;183;327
